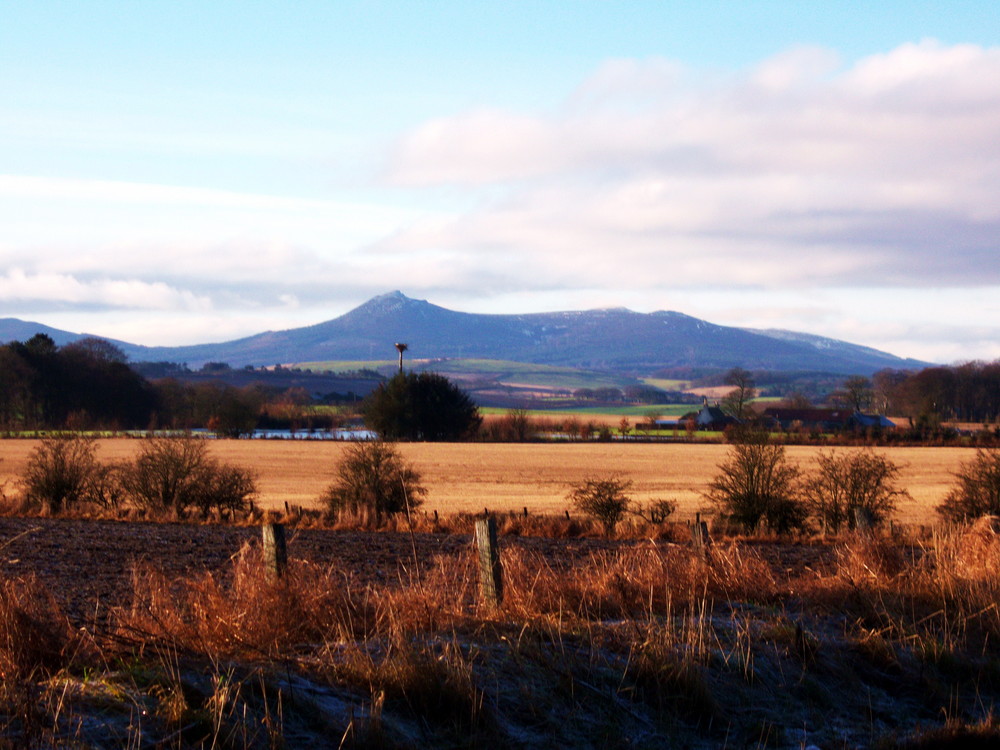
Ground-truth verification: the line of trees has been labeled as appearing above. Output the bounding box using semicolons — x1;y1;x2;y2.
0;335;349;435
0;335;158;430
871;362;1000;425
571;385;699;405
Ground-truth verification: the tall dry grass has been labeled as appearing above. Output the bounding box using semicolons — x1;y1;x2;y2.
8;515;1000;746
121;545;374;658
0;574;97;746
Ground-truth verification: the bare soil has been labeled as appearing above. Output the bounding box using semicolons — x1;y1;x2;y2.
0;517;838;628
0;517;657;625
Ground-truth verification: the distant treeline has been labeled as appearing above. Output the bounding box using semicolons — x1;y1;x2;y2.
0;335;157;430
873;362;1000;424
0;335;354;435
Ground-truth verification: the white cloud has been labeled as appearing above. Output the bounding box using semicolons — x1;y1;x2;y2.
0;269;212;311
384;41;1000;294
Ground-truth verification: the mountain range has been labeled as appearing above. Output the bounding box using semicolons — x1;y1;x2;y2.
0;291;931;375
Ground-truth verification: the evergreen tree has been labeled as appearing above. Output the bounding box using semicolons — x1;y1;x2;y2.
363;372;481;441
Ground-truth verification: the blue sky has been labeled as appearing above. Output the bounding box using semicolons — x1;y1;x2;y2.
2;1;999;363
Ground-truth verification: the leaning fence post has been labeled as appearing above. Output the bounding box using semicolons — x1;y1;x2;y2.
262;522;287;580
475;516;503;608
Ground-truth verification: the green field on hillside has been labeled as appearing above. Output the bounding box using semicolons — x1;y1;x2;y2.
296;359;394;372
298;358;642;391
640;377;690;391
479;403;694;418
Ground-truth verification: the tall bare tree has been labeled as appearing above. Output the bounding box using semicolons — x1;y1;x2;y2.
842;376;874;412
721;367;756;420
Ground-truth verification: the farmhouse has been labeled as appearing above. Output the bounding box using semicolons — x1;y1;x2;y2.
662;399;739;431
695;401;738;430
761;407;896;432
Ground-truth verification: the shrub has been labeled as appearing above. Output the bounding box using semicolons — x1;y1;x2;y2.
20;436;115;513
705;425;806;533
634;498;677;525
802;449;909;532
363;372;481;441
119;436;257;517
938;448;1000;522
568;475;633;536
323;440;426;522
191;463;259;517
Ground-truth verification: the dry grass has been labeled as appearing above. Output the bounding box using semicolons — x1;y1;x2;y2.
120;546;365;658
7;521;1000;745
0;439;979;524
0;575;81;682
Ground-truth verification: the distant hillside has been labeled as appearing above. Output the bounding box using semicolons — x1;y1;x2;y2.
0;318;103;347
0;291;932;375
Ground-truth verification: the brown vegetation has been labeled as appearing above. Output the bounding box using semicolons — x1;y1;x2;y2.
1;518;1000;747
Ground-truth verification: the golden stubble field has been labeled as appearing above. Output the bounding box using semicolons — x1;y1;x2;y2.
0;439;980;524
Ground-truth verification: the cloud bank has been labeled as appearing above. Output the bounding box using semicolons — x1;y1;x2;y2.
386;40;1000;291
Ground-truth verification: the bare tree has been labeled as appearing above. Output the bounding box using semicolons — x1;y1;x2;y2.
706;425;805;533
720;367;756;421
842;376;874;412
781;392;813;409
802;449;908;532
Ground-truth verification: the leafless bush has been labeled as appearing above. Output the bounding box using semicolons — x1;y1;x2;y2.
567;475;633;536
322;440;425;522
20;436;117;513
632;497;677;524
705;425;806;533
938;447;1000;522
118;435;257;518
802;449;909;532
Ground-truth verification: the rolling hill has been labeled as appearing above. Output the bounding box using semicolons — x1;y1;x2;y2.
0;291;931;375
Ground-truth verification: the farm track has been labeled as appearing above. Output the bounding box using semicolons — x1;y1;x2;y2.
0;517;839;628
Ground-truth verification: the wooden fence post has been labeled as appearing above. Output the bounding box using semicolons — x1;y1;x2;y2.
475;516;503;608
691;512;711;556
262;522;287;580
